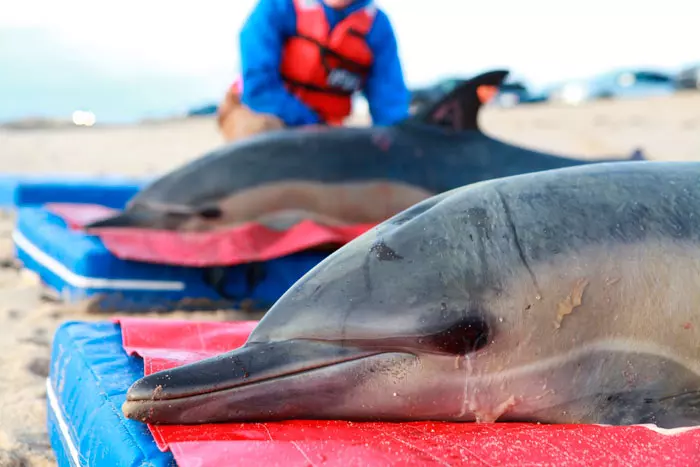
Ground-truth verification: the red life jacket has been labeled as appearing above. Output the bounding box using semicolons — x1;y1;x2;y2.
280;0;376;125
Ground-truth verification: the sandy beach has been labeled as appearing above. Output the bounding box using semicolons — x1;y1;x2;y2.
0;93;699;465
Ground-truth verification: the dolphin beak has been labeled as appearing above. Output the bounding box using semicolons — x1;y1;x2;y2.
122;339;395;424
84;211;148;229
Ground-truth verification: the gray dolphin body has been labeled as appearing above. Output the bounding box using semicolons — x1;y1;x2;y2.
123;160;700;429
87;70;644;231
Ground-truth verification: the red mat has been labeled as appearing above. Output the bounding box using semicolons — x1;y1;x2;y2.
45;203;374;267
116;317;700;467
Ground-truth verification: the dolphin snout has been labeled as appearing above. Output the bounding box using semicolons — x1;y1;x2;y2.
122;339;392;424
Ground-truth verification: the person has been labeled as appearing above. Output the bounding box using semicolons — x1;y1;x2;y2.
217;74;286;141
217;0;410;141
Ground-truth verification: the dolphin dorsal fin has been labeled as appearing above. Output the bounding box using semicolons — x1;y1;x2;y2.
409;69;509;132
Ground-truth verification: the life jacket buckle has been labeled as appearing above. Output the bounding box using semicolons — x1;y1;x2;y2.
327;69;363;93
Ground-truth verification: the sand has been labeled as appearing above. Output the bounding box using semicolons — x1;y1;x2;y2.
0;92;698;466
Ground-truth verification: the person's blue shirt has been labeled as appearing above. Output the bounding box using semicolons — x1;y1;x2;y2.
239;0;410;127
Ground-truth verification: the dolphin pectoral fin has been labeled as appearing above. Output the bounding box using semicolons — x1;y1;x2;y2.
122;339;384;424
639;389;700;428
532;351;700;429
581;388;700;429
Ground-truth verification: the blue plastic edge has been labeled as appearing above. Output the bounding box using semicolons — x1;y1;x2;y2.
0;174;150;209
13;206;327;312
47;320;176;467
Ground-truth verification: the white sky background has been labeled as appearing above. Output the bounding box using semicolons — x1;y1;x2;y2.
2;0;698;89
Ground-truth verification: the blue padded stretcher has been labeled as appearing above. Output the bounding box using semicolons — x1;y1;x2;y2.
0;174;147;209
13;207;326;312
47;320;175;467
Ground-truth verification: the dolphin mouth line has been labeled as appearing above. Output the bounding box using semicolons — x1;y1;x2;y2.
128;355;373;402
121;348;421;425
121;348;417;424
125;343;407;404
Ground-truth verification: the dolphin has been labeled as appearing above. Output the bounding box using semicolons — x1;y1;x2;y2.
87;70;645;232
123;160;700;429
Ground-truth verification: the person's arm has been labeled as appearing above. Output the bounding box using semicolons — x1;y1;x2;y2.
239;0;322;126
362;10;411;126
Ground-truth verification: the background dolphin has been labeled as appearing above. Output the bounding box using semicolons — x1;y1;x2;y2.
123;160;700;429
87;70;645;232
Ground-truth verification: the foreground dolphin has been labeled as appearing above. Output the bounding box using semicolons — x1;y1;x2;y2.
123;160;700;428
88;70;644;232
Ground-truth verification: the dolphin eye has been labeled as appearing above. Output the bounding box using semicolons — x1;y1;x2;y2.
197;205;223;219
427;310;491;355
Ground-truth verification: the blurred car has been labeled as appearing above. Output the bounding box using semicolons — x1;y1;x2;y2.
409;77;468;113
409;75;535;113
187;103;219;117
548;69;676;105
676;64;700;90
489;82;533;108
522;87;552;104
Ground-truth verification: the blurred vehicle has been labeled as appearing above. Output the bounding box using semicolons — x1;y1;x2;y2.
187;103;219;117
409;77;467;112
409;75;536;113
489;82;533;108
676;64;700;90
548;69;676;105
523;89;551;103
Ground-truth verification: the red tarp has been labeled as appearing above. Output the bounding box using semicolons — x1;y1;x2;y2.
45;203;374;267
116;317;700;467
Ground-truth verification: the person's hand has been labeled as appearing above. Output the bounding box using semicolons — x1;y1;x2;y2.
218;99;285;142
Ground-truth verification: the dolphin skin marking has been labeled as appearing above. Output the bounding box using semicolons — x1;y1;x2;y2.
87;70;645;232
123;160;700;429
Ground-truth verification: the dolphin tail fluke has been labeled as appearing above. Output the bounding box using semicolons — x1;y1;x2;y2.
408;69;510;132
628;148;646;161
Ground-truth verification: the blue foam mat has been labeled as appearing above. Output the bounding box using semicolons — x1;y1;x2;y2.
0;175;20;207
14;207;327;311
47;321;175;467
0;174;148;209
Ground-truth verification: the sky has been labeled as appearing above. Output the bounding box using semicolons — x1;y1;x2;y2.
1;0;697;121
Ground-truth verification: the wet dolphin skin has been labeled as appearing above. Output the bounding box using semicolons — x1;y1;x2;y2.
124;160;700;429
88;70;644;232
